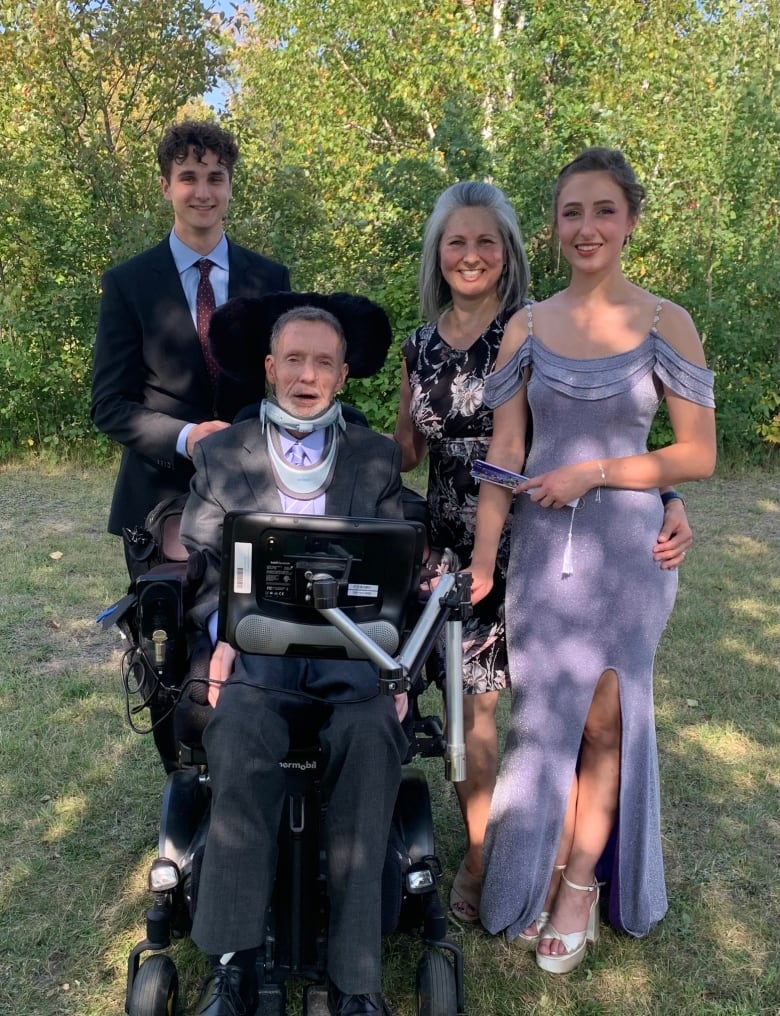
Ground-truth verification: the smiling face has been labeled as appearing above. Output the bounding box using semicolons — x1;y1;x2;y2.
161;147;233;251
555;170;638;273
265;320;348;420
438;206;505;304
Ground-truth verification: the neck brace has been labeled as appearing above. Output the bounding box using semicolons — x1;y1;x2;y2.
260;397;345;435
260;399;343;499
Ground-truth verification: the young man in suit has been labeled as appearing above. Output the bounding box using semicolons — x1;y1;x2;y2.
179;305;406;1016
91;119;291;551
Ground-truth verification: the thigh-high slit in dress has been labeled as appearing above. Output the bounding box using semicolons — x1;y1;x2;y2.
479;307;715;939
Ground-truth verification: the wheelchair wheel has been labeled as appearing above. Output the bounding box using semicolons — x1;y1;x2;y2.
128;954;179;1016
416;948;457;1016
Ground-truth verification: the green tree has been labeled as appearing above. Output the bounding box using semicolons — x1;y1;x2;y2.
0;1;776;458
0;0;227;452
228;0;779;450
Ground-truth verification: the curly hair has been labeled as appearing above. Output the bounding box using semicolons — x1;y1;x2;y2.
157;120;239;181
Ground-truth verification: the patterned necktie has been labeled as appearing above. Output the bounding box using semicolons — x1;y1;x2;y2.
286;442;307;466
196;258;219;384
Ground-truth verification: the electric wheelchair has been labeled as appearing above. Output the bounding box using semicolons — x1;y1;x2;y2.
102;499;472;1016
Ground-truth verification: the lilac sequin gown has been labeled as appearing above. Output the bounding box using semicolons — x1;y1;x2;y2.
480;305;715;938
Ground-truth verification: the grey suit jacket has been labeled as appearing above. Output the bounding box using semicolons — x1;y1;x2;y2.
91;238;290;534
179;418;404;631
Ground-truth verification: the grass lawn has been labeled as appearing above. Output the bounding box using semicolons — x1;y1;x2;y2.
0;461;777;1016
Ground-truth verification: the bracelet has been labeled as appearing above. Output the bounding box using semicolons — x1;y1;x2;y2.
661;490;686;508
595;461;606;503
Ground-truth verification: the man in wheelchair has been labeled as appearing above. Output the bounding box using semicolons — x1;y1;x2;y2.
178;301;409;1016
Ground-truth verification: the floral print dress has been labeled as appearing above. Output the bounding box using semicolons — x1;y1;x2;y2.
401;310;515;693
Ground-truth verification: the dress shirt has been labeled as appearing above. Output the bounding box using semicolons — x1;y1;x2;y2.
277;429;327;516
170;230;230;458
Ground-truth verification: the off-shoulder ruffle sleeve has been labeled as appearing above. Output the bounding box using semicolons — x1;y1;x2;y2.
486;333;714;409
652;332;715;408
483;340;532;409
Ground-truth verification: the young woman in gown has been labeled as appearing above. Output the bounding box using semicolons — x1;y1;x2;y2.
394;175;696;925
468;148;716;970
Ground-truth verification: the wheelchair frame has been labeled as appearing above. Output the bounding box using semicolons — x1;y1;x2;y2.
121;550;473;1016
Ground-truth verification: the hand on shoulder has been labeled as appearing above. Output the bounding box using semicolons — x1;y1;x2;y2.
186;419;231;458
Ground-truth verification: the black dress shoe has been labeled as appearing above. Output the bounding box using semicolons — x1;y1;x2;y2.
193;963;258;1016
326;977;390;1015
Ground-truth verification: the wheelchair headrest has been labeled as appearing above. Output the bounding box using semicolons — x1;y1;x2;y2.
209;291;394;424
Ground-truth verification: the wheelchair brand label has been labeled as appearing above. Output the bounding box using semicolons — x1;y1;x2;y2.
233;542;253;593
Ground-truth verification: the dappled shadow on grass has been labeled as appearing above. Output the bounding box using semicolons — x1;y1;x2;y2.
408;480;780;1015
1;465;778;1015
0;676;168;1014
0;465;170;1015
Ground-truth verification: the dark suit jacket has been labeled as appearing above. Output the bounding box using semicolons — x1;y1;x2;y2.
91;237;290;534
179;418;404;632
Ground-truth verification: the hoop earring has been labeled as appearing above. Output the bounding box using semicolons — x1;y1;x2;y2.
556;238;561;273
623;233;632;251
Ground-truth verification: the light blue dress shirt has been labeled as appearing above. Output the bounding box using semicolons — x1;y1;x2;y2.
169;230;230;457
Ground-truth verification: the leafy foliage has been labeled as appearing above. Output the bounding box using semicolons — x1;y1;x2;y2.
0;0;226;453
0;0;777;461
227;0;779;458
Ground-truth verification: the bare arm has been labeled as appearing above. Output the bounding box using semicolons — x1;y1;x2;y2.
654;496;693;569
393;360;428;472
518;304;716;507
469;314;530;603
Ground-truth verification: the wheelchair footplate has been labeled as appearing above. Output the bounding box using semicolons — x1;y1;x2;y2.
256;983;287;1016
302;984;329;1016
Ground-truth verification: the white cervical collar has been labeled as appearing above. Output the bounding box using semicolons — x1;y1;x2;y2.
260;398;344;499
260;397;345;435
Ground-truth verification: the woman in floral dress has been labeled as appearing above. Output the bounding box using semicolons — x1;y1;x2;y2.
394;182;530;921
393;179;693;924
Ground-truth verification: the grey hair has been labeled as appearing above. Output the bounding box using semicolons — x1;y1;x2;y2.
419;181;530;321
269;305;347;360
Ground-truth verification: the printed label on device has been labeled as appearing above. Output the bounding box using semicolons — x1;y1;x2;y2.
233;541;253;594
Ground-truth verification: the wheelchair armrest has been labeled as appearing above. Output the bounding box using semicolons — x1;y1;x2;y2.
184;632;212;706
172;632;214;753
